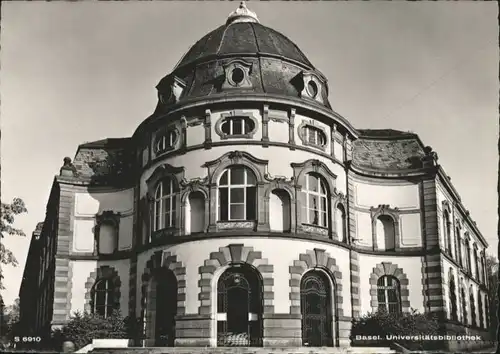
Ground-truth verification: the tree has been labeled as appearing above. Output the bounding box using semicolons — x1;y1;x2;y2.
486;254;498;338
0;197;28;291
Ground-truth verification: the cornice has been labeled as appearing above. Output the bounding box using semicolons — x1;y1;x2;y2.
348;161;437;179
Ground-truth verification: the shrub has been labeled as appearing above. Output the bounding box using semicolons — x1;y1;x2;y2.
351;309;441;351
51;310;134;351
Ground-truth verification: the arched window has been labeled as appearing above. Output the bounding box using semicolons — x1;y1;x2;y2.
300;173;328;228
481;256;486;284
335;204;347;242
449;273;458;321
218;166;257;221
376;215;396;251
377;275;401;314
470;287;477;327
465;240;472;273
443;211;452;255
478;290;484;328
460;287;468;324
456;228;462;266
154;178;176;231
473;248;479;280
485;298;489;327
91;279;114;318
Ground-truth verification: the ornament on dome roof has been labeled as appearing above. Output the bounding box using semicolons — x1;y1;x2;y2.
226;1;259;25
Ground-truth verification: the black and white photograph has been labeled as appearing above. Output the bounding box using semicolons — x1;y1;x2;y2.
0;1;498;353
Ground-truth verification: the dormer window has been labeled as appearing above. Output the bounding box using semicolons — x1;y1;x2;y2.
155;130;178;154
222;60;252;89
215;111;258;140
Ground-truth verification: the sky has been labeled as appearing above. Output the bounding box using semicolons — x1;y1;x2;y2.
1;1;498;307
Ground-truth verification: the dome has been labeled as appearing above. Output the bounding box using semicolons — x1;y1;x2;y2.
156;2;331;111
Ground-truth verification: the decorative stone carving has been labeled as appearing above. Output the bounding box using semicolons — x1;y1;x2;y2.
302;224;329;236
217;221;256;230
60;157;78;177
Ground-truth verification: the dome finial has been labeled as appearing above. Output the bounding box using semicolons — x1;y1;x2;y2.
226;1;259;25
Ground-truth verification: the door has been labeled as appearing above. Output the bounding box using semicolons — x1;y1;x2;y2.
217;266;262;346
301;271;333;347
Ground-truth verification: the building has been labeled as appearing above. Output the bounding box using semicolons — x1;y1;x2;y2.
19;2;491;350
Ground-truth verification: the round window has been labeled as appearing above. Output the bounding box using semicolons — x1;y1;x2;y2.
231;67;245;85
307;80;318;98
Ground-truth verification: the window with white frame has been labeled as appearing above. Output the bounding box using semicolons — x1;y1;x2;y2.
302;126;327;147
92;279;114;318
218;166;257;221
153;178;176;231
376;275;401;314
155;130;177;154
220;116;255;136
300;173;328;227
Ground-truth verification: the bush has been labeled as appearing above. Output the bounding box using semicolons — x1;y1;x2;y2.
51;310;136;351
351;309;441;351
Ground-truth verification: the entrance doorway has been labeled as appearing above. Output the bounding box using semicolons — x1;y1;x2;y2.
300;270;333;347
216;265;263;347
153;269;177;346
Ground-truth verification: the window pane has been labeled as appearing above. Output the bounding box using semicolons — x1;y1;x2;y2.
388;289;398;302
244;119;255;134
377;288;386;303
308;175;318;192
232;118;243;135
230;188;245;203
230;204;245;220
320;182;327;195
246;170;256;185
246;186;257;220
220;170;228;185
221;121;230;134
307;128;317;144
219;188;228;221
321;211;327;227
162;198;171;216
309;194;318;209
231;167;245;184
309;209;319;225
321;196;327;212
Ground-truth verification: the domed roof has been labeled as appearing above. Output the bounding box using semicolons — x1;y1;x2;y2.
175;4;314;70
156;2;332;112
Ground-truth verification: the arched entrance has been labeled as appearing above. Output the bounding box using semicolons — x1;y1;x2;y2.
300;270;333;347
151;268;177;346
217;264;263;347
